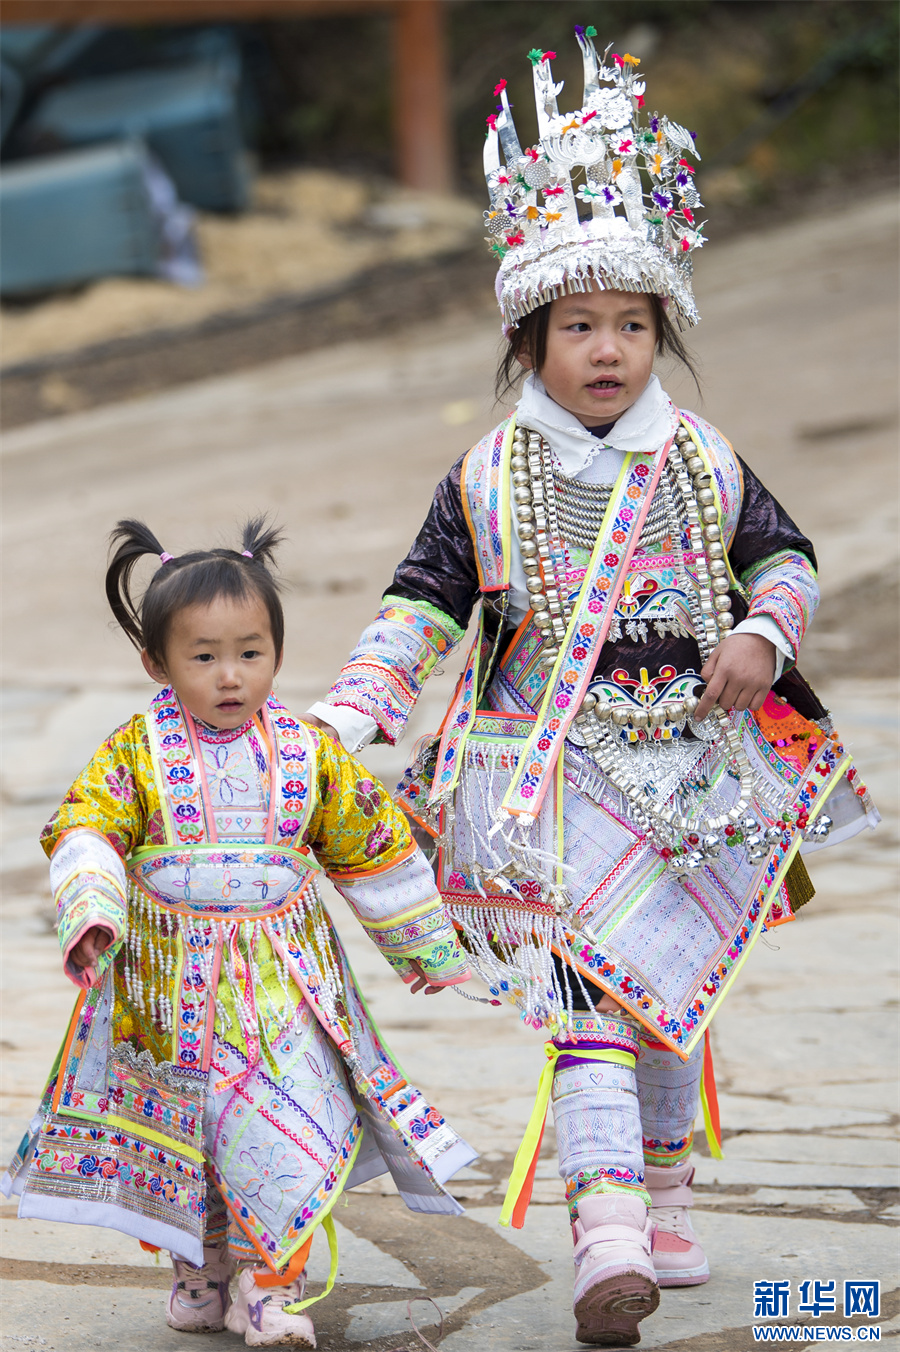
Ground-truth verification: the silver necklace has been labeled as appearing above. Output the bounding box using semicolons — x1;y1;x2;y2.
511;423;804;869
552;465;672;552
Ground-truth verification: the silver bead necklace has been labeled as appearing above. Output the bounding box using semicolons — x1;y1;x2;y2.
511;423;801;867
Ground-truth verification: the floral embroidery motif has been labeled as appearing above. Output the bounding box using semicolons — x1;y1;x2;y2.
105;765;135;803
353;779;382;818
364;822;393;859
237;1142;313;1216
147;809;167;845
204;745;251;807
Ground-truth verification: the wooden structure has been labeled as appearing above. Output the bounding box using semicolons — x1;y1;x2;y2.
0;0;453;193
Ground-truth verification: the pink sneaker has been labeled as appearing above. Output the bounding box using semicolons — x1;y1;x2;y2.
646;1163;710;1287
224;1266;317;1347
571;1193;660;1346
166;1244;236;1332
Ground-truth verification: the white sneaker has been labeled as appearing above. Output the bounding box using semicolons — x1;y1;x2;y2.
224;1266;317;1347
646;1163;710;1287
166;1244;235;1332
572;1193;659;1346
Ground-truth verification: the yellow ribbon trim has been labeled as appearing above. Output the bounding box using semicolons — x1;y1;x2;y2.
499;1041;637;1228
699;1064;724;1160
283;1211;339;1313
105;1114;204;1164
55;865;127;904
359;899;444;932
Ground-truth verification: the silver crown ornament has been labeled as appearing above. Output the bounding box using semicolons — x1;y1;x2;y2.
484;27;706;332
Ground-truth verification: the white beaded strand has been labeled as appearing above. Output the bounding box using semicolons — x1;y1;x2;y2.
509;421;777;861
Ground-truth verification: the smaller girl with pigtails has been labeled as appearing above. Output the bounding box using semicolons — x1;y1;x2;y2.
2;518;474;1350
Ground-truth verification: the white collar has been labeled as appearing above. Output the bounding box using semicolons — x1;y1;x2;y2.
515;372;678;476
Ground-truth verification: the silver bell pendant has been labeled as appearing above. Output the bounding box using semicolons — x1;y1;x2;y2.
805;814;833;842
745;832;768;864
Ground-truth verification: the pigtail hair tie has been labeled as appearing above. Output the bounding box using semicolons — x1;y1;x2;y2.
240;516;283;567
159;552;174;565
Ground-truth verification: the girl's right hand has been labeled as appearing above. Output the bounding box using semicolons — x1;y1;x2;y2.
69;925;112;973
303;715;343;746
406;958;448;996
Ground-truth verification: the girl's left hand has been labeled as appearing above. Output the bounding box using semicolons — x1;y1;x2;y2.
593;992;626;1014
695;633;776;721
407;958;446;996
303;714;342;746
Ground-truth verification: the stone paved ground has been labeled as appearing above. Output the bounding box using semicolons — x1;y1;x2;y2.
1;194;898;1351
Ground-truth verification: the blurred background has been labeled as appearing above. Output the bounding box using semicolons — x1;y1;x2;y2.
1;0;896;425
1;11;897;1345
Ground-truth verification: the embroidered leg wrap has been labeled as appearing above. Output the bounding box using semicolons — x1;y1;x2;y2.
637;1036;703;1168
551;1015;650;1221
167;1178;236;1333
203;1176;230;1249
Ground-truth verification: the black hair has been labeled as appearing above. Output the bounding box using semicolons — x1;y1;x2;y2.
494;292;700;403
106;517;285;665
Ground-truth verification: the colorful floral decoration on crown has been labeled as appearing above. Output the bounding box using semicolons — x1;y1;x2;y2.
484;26;706;331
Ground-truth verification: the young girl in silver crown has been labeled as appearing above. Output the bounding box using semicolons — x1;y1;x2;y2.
2;518;473;1350
306;29;877;1348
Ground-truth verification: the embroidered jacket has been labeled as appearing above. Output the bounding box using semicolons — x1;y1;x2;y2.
42;702;470;989
323;409;822;747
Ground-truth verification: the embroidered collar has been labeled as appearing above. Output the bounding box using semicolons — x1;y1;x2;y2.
516;373;678;477
194;716;256;744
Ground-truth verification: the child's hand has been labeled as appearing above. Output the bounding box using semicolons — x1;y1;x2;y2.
303;715;343;747
695;633;776;721
407;958;446;996
69;925;113;974
593;992;625;1014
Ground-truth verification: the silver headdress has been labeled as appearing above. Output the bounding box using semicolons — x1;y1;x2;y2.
485;28;706;331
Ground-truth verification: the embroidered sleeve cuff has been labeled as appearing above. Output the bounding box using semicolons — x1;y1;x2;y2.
51;829;128;988
382;944;470;987
62;912;119;989
57;872;125;988
334;848;470;984
324;597;465;745
404;941;471;986
739;549;819;661
354;904;471;984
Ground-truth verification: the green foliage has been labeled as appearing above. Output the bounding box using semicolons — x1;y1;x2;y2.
448;0;898;199
256;1;898;202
